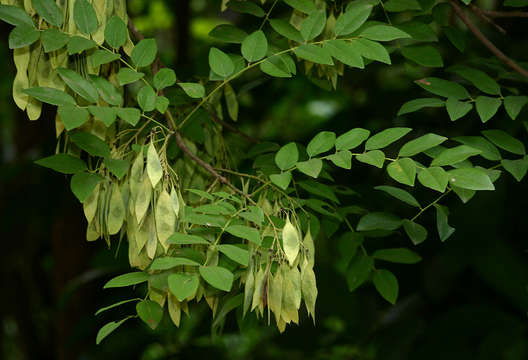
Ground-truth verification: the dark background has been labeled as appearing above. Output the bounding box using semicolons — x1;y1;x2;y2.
1;1;527;359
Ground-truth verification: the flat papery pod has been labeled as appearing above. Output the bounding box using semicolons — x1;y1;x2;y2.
147;142;163;188
149;289;166;308
86;215;100;241
155;190;176;252
107;182;125;235
280;264;300;324
129;152;144;195
83;182;100;223
127;233;151;270
206;295;219;317
145;214;157;259
13;47;30;111
168;295;182;327
269;270;283;325
169;187;180;217
276;317;287;333
205;247;219;267
135;173;152;224
243;267;255;316
301;259;317;322
251;267;266;312
303;229;315;268
282;217;300;265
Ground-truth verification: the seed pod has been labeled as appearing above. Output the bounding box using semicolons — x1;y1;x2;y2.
269;269;283;325
282;217;300;265
135;172;152;224
169;186;180;217
107;182;125;235
83;183;100;223
149;289;166;308
304;228;315;268
205;295;219;317
280;264;300;324
26;43;43;120
243;268;255;316
145;214;157;259
129;152;144;195
86;215;100;241
168;295;181;327
92;0;108;45
155;190;176;252
12;47;30;110
251;267;266;314
301;259;317;322
147;142;163;188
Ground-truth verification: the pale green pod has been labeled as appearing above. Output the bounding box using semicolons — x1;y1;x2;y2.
155;190;176;252
92;0;108;44
129;152;144;197
269;270;283;325
301;259;317;322
107;182;125;235
146;142;163;188
251;267;266;313
12;47;30;110
145;214;157;259
303;229;315;268
282;217;300;265
243;268;255;316
169;186;180;217
83;182;100;223
86;216;100;241
168;295;181;327
280;264;300;324
135;172;152;224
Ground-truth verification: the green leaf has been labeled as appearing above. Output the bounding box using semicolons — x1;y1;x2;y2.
336;128;370;150
283;0;317;14
105;158;129;179
70;131;110;158
209;24;247;43
356;150;385;168
217;244;249;266
444;26;466;52
153;68;177;90
209;47;235;78
41;29;69;52
401;45;443;67
397;98;444;116
136;300;163;330
482;129;525;155
241;30;268;62
131;39;158;68
199;266;234;291
151;257;200;271
415;77;470;99
67;36;96;55
447;168;495;191
35;154;87;174
449;66;501;95
260;55;292;78
269;19;303;42
116;108;141;126
225;225;261;245
452;136;501;161
374;185;420;207
504;96;528;120
23;87;75;106
357;212;402;231
346;253;374;291
296;158;323;178
226;1;265;17
117;68;145;86
361;25;410;41
90;49;120;67
446;98;473;121
387;158;416;186
385;0;422;11
105;16;127;49
327;150;353;169
395;21;438;42
168;273;199;301
418;166;448;192
88;106;117;127
58;105;90;130
90;76;123;106
373;248;422;264
399;133;447;157
294;44;334;65
431;145;482;166
33;0;63;27
96;318;129;345
323;40;364;69
348;38;391;64
74;0;98;34
178;82;205;98
57;68;99;103
435;204;455;242
95;299;139;316
270;172;292;190
307;131;336;157
373;269;399;304
155;96;169;114
502;158;528;182
475;96;502;123
137;85;157;112
0;4;34;27
70;172;103;202
103;272;149;288
334;4;373;36
402;219;427;245
301;9;326;41
275;142;298;170
168;233;210;245
365;127;412;150
8;25;40;49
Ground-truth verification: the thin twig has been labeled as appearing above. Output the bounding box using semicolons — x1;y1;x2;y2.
468;4;506;34
480;9;528;18
449;0;528;80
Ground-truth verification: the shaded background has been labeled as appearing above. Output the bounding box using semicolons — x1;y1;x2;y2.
1;0;527;359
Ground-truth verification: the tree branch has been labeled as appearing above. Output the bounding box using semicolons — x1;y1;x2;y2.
127;19;246;195
468;4;506;34
480;9;528;18
449;0;528;80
